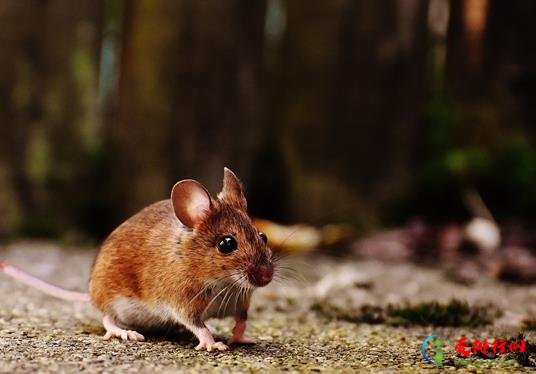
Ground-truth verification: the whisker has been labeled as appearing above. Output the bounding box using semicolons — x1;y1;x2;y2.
204;280;234;315
269;277;290;288
273;257;314;271
217;276;243;317
224;273;242;316
234;275;247;316
276;270;307;283
220;285;235;317
272;272;307;287
274;263;307;281
186;275;233;308
234;274;248;315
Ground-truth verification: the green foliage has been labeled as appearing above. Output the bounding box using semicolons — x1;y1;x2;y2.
421;97;493;184
444;147;490;179
26;128;52;184
492;138;536;189
425;97;458;154
400;90;536;222
480;137;536;218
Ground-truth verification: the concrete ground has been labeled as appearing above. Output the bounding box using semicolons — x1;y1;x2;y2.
1;242;535;373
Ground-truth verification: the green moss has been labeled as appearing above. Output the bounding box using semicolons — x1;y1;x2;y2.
285;297;296;306
387;299;498;327
313;299;498;327
311;302;386;324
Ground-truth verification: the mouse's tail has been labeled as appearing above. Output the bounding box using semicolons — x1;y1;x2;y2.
0;261;90;302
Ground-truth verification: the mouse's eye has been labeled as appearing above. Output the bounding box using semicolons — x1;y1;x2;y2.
217;236;237;254
259;232;268;244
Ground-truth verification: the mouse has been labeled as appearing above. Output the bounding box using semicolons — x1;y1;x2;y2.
1;167;275;352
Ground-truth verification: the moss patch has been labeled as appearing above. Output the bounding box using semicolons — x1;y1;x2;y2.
313;299;499;327
311;302;385;324
388;299;499;327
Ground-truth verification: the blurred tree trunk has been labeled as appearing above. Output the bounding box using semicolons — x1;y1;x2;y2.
445;0;536;219
482;0;536;136
445;0;536;149
0;1;103;239
446;0;489;98
271;0;428;227
446;0;497;149
110;0;266;216
445;0;536;144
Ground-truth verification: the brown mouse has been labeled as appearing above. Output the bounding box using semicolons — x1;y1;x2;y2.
1;168;275;352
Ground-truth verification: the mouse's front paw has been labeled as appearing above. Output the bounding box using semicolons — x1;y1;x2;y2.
195;340;228;352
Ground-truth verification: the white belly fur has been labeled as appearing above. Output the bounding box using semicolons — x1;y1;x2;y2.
110;297;180;329
110;287;250;330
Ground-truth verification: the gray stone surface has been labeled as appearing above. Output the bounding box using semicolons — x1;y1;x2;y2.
1;242;535;373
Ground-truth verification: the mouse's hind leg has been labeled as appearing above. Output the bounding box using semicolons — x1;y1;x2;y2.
102;315;145;341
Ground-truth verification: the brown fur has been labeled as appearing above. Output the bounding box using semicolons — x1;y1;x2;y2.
89;169;272;331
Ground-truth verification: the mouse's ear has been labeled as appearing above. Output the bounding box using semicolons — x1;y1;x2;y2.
218;167;247;210
171;180;212;228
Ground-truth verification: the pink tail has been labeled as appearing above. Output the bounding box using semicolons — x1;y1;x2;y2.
0;261;90;302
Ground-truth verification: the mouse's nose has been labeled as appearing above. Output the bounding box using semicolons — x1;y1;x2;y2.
248;263;274;287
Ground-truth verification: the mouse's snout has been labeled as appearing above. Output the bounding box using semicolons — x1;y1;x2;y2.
247;262;274;287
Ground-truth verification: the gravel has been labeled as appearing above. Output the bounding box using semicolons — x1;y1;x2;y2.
1;241;535;373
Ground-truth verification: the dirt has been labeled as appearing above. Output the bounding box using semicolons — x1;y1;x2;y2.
1;241;535;373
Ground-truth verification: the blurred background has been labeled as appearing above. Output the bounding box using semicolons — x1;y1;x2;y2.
0;0;535;247
2;3;536;369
